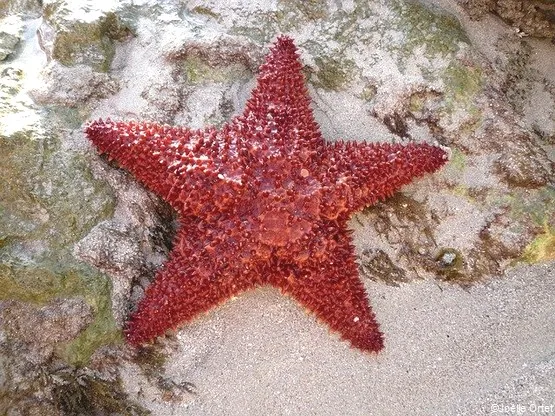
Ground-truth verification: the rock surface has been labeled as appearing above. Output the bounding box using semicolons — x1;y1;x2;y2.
0;0;553;414
459;0;555;39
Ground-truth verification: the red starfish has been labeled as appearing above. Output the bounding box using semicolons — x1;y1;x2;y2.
86;36;447;352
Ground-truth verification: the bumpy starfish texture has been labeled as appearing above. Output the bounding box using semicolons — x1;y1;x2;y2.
86;36;447;352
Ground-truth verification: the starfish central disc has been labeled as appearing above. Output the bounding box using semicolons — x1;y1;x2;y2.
85;35;447;353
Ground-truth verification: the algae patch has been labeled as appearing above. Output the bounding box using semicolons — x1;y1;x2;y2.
48;364;149;416
182;55;250;85
1;57;117;366
515;187;555;264
190;6;220;19
487;186;555;266
42;5;133;71
311;55;355;91
521;223;555;263
447;147;467;172
441;63;483;116
390;0;470;58
0;129;115;255
0;263;120;366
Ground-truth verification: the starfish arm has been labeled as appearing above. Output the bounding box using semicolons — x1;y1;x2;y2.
234;36;324;148
85;118;219;205
322;141;447;216
125;222;260;345
268;228;384;352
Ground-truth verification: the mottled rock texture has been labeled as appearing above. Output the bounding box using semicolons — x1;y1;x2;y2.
459;0;555;39
0;0;553;414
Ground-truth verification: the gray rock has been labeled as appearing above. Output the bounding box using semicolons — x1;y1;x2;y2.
0;16;23;60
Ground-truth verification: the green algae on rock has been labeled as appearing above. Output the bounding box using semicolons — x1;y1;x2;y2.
1;25;119;370
40;2;133;71
51;365;149;416
391;0;471;58
311;55;355;91
0;123;115;256
521;224;555;264
441;63;483;114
